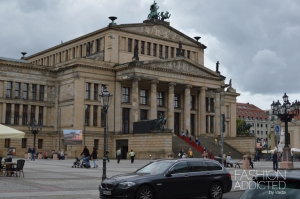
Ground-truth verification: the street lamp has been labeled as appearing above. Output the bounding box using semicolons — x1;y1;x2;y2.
84;105;88;146
99;85;113;181
271;93;300;169
28;119;42;148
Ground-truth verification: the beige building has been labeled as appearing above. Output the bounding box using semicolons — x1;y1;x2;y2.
0;17;239;158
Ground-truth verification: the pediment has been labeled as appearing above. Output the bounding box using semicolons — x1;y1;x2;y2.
118;25;197;46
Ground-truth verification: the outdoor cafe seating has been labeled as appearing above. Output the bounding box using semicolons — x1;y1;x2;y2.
1;157;25;177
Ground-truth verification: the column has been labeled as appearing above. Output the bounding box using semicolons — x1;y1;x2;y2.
200;87;207;135
3;81;7;97
97;106;101;127
130;77;140;132
20;82;24;99
43;106;47;126
35;106;39;122
28;105;31;123
114;81;122;132
19;104;23;125
44;86;48;102
90;83;94;100
207;115;210;133
11;104;15;124
2;103;6;123
12;82;15;98
150;80;159;120
28;84;32;100
36;85;40;101
184;85;192;135
89;105;93;126
83;44;86;56
215;91;221;135
167;82;176;130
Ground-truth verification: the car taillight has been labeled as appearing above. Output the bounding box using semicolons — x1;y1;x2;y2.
228;173;231;179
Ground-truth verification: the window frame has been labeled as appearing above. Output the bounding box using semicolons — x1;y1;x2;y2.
6;81;12;98
122;87;130;103
157;92;164;107
23;83;28;100
174;93;180;108
128;38;132;52
15;82;20;99
85;83;91;100
140;89;148;105
39;85;44;101
32;84;37;100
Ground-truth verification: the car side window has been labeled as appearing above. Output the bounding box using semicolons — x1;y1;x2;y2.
169;162;188;174
205;162;223;170
189;161;208;172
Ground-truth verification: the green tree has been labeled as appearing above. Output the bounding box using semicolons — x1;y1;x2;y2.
236;118;252;134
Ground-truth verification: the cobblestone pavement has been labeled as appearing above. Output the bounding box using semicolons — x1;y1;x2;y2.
0;158;299;198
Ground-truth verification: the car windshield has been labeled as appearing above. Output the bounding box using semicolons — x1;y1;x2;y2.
136;161;174;175
239;181;300;199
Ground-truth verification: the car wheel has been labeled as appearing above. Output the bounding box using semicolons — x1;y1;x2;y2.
207;182;223;199
136;185;154;199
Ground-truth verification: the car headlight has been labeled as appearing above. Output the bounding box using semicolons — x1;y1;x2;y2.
116;182;136;189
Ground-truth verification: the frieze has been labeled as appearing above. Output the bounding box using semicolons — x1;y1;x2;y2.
120;25;196;46
206;90;216;98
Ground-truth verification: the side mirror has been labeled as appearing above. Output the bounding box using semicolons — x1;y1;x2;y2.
165;170;172;177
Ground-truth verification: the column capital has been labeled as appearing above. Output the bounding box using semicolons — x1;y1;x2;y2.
131;77;141;82
150;79;159;85
198;87;207;92
185;84;192;89
168;82;176;87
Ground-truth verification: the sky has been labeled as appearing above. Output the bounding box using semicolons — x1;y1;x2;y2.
1;0;300;110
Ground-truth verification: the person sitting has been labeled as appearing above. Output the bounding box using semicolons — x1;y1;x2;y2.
43;151;48;159
57;151;61;160
59;151;65;160
51;150;55;159
226;152;233;167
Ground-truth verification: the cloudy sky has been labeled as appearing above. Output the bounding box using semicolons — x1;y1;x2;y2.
1;0;299;110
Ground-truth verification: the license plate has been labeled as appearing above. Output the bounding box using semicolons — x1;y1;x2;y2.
103;190;111;195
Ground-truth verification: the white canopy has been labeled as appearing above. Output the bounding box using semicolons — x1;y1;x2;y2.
291;148;300;154
0;124;25;139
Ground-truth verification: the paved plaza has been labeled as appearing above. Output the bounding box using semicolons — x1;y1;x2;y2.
0;158;299;199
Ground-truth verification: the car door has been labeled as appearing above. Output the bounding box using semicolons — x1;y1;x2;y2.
187;161;211;195
162;161;190;198
204;161;224;186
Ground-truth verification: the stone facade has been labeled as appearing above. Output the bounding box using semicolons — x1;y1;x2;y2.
0;19;239;158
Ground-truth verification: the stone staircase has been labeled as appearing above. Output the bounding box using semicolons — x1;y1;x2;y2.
172;136;203;158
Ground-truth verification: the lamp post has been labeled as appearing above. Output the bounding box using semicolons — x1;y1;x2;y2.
28;119;42;148
271;93;300;169
84;105;88;146
99;86;113;181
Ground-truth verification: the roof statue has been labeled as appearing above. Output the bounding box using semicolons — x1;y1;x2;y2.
147;1;171;21
176;41;183;57
216;61;220;73
229;79;232;87
132;43;139;61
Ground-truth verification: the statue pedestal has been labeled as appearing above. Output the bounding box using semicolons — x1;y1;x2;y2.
280;147;294;169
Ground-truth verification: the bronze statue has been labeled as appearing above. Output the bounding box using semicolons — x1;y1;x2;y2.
156;113;166;130
160;11;171;21
176;41;183;57
132;44;139;61
148;1;160;20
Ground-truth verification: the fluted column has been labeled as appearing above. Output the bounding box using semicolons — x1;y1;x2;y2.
97;106;101;127
12;83;15;98
130;77;140;132
184;85;192;135
3;81;7;97
19;104;23;125
44;86;48;102
27;105;31;123
2;103;6;123
11;104;15;124
215;91;221;135
90;83;94;100
114;81;122;132
28;84;32;100
200;87;207;135
20;83;24;99
43;106;47;126
36;85;40;101
35;106;39;122
150;80;159;120
167;82;176;130
89;105;93;126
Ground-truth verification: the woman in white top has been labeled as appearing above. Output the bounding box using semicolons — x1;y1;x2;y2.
226;152;233;167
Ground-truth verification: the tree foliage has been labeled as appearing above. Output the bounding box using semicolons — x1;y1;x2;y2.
236;118;252;134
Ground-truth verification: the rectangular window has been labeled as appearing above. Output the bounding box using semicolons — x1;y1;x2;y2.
5;139;10;148
266;124;268;128
122;87;130;102
210;116;214;133
182;49;185;57
147;42;151;55
38;106;43;125
165;46;169;58
159;45;163;57
93;105;98;126
141;41;145;54
128;38;132;52
15;82;20;98
206;97;209;112
96;39;101;52
38;139;43;149
30;105;36;124
174;94;180;108
101;108;106;127
210;98;214;112
257;130;259;134
94;139;99;149
22;105;28;125
190;96;195;110
5;103;11;124
187;50;190;59
206;115;209;133
39;85;44;101
140;109;148;120
14;104;19;125
266;131;268;135
86;83;90;100
85;105;90;126
140;90;147;105
157;92;164;107
94;84;98;100
6;81;12;98
191;114;195;136
257;124;259;127
122;108;130;133
153;43;157;56
134;39;138;50
170;47;174;58
31;84;37;100
22;138;27;148
261;124;263;127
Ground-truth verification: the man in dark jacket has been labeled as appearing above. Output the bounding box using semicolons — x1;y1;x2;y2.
272;150;278;171
81;146;91;168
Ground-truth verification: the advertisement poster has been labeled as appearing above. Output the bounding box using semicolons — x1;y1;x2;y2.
63;129;83;145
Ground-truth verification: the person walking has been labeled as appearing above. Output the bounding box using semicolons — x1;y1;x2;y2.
203;146;206;153
188;148;193;158
31;146;36;161
27;146;32;161
214;138;217;146
129;150;135;163
92;147;98;168
106;149;110;162
80;146;91;168
272;150;278;171
116;148;122;163
179;148;184;158
226;152;233;167
291;150;294;162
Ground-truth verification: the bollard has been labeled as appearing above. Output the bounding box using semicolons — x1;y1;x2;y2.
242;155;250;169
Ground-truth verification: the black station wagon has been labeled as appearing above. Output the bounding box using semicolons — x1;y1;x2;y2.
99;158;232;199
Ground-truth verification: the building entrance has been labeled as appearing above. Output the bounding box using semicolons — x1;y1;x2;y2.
116;139;128;159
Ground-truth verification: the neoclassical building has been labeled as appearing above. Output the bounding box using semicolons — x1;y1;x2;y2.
0;11;239;158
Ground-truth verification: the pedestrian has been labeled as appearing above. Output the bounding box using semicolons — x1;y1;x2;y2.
181;128;185;137
188;148;193;158
272;150;278;171
186;129;189;137
203;146;206;152
178;148;184;158
226;152;233;167
51;150;55;159
92;147;98;168
189;136;192;144
27;146;32;161
209;150;213;159
195;137;199;146
80;146;91;168
31;146;36;161
218;140;221;146
106;149;110;162
223;153;227;166
116;148;122;163
129;150;135;163
214;138;217;145
291;150;294;162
